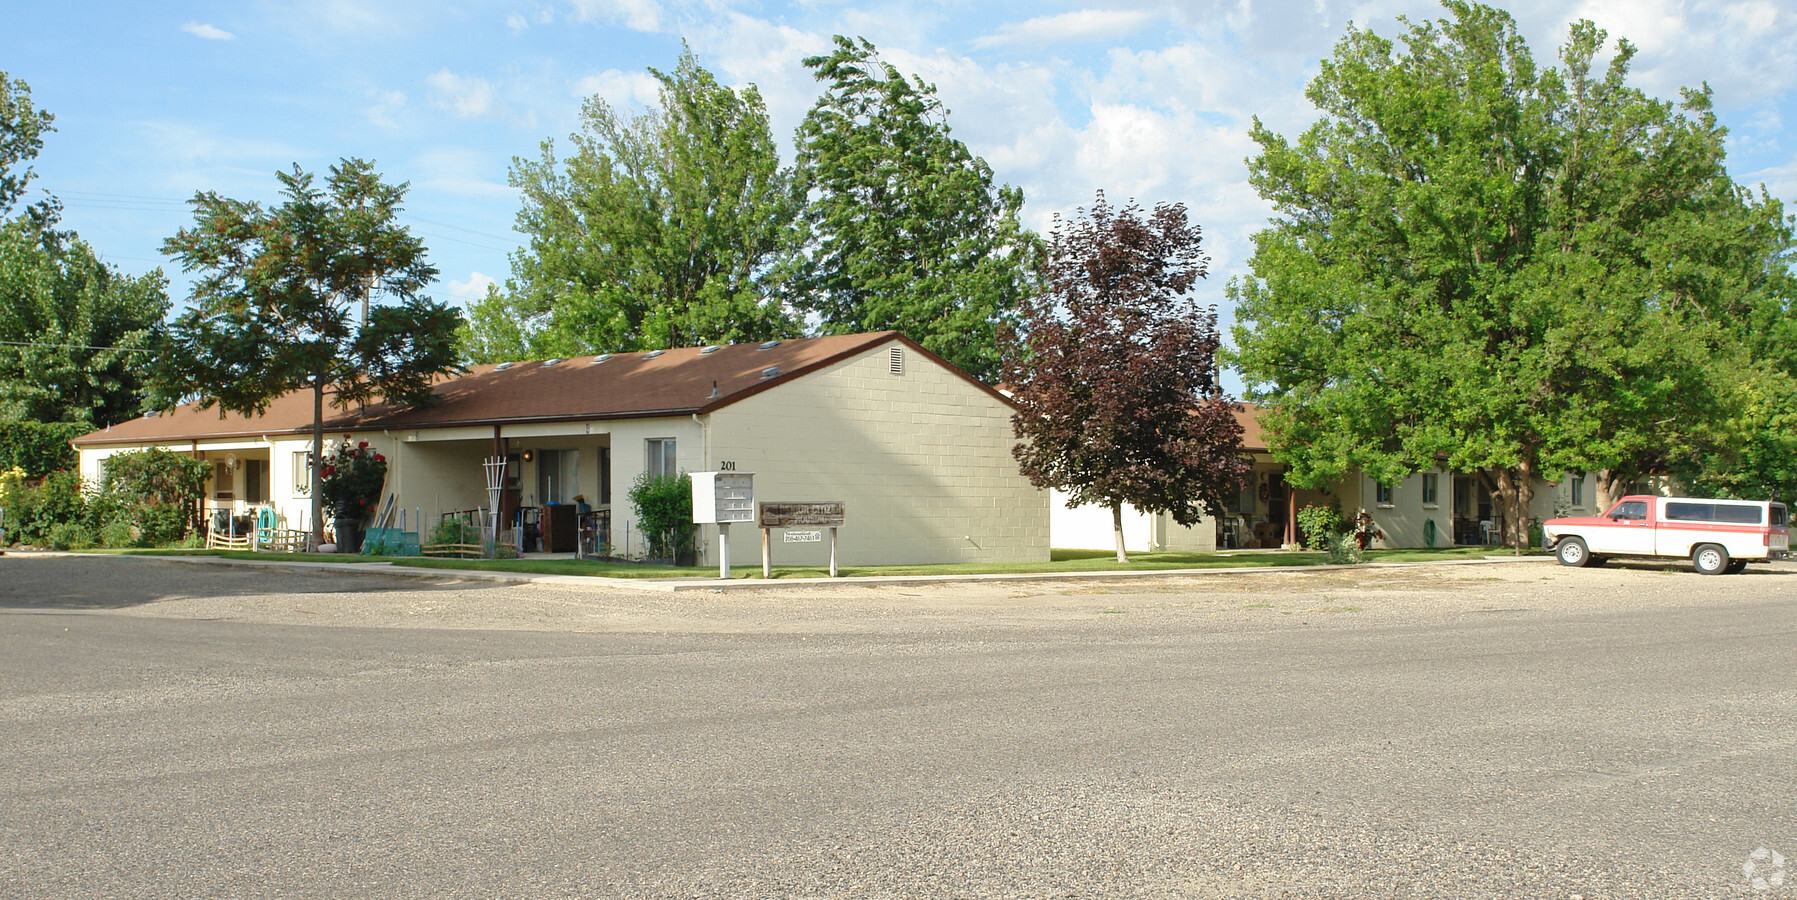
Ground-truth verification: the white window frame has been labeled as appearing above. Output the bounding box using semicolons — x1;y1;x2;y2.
1421;473;1438;507
293;451;313;495
1571;475;1585;508
1375;481;1394;507
645;438;677;479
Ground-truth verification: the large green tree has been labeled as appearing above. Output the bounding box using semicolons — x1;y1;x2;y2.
793;36;1041;382
1226;2;1792;550
0;219;169;425
0;71;168;427
0;71;55;222
157;159;462;547
465;48;800;362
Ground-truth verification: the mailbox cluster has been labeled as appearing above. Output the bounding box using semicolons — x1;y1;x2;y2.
693;471;849;580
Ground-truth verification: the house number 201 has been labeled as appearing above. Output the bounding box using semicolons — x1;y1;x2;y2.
718;461;736;471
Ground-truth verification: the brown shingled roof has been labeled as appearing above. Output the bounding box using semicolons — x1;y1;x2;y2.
76;331;990;447
1232;403;1269;453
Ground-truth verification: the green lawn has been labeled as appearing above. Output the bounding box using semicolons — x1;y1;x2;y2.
103;545;1523;580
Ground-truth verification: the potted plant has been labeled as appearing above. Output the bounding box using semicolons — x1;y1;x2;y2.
319;435;386;553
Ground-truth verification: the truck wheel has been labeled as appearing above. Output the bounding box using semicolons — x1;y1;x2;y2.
1555;537;1591;567
1692;543;1730;576
1724;559;1748;575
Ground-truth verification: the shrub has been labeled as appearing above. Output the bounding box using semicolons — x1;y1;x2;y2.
1296;501;1349;550
629;471;694;561
98;518;136;549
46;520;95;551
428;517;482;546
99;448;210;545
6;469;89;546
134;500;190;546
1323;533;1365;565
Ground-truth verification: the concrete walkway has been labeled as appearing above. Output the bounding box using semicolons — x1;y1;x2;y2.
41;549;1553;593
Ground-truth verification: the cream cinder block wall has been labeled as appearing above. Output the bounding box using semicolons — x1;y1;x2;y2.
1355;469;1612;548
701;342;1050;566
1358;469;1453;549
605;417;703;557
389;440;494;529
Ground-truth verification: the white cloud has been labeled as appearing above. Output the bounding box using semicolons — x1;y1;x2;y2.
681;13;835;146
572;69;662;108
570;0;661;32
1746;154;1797;202
507;12;530;31
364;90;407;129
181;21;235;40
444;271;499;306
427;69;497;118
410;147;517;199
974;9;1155;49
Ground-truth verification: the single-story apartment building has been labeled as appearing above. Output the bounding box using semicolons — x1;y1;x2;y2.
74;332;1050;567
1053;405;1625;552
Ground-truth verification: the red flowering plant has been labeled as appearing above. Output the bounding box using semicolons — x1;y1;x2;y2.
319;435;388;519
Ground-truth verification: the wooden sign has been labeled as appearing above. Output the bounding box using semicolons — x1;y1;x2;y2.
758;501;845;528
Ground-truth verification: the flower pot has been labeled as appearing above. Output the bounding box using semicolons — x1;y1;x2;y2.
334;500;365;554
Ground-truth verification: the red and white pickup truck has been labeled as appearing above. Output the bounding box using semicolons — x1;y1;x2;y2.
1543;495;1790;575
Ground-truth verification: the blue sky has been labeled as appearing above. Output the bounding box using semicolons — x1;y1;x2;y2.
12;0;1797;338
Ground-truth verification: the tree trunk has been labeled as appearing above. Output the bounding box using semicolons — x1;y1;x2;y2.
311;380;325;551
1594;469;1626;511
1493;462;1535;556
1112;502;1128;564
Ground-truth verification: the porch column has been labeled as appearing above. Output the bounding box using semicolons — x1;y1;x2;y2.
1285;469;1297;550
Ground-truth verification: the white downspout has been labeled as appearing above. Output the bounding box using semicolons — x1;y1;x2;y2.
692;413;709;565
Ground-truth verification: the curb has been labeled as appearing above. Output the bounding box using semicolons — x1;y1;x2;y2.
38;550;1555;593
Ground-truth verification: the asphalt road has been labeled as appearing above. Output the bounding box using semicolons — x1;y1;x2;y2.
1;555;1793;898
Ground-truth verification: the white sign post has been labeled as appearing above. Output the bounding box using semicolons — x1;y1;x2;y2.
692;472;754;579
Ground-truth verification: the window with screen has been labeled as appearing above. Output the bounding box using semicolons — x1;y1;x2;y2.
645;438;676;479
294;451;312;494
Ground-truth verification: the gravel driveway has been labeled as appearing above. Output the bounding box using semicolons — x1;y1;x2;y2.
7;552;1789;635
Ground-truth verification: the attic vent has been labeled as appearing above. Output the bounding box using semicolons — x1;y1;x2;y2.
543;358;562;367
761;366;780;379
494;362;514;371
700;345;720;355
889;347;905;375
758;340;781;350
590;354;611;364
644;350;664;359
